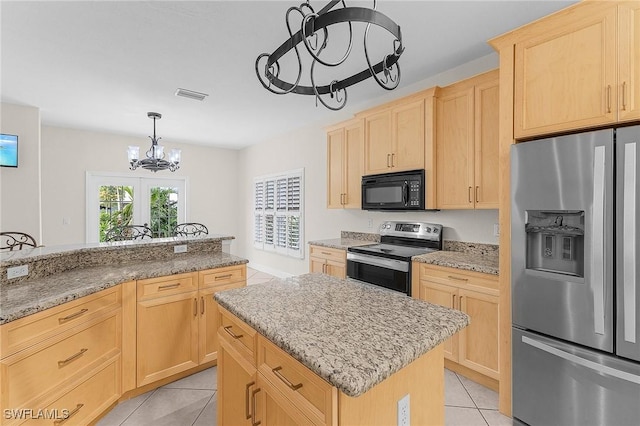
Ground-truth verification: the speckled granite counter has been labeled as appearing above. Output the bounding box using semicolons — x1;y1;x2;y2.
215;273;469;397
307;238;376;250
1;252;247;324
413;242;499;275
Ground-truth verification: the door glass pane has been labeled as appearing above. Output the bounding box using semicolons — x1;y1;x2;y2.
99;185;134;242
149;186;179;238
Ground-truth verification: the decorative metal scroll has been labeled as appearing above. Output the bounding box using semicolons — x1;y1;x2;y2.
173;223;209;237
0;232;38;251
105;224;153;242
255;0;404;110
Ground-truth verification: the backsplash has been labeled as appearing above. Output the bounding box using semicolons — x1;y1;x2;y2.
340;231;381;242
444;240;499;256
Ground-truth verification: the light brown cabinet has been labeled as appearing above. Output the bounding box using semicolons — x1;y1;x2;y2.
309;245;346;279
0;286;122;426
511;1;640;139
415;263;499;384
363;99;425;175
436;69;499;210
327;119;364;209
137;266;247;386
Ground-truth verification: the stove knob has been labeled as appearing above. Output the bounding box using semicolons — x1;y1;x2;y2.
425;227;431;233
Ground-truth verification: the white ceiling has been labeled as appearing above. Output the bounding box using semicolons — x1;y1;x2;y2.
1;1;576;150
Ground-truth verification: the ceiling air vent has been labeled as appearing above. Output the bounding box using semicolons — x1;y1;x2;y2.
174;88;209;101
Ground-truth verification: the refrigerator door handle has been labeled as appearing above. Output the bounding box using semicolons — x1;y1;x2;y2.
592;145;606;335
522;335;640;385
623;142;637;343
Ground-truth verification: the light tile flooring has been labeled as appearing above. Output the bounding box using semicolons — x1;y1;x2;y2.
98;268;512;426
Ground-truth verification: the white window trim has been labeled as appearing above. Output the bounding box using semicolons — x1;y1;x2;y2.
253;168;304;259
85;171;188;243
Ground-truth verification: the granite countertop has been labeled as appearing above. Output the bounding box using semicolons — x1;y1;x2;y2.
307;238;376;250
0;252;247;324
215;273;469;397
413;250;499;275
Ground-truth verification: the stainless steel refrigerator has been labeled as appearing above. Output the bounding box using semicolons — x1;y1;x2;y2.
511;125;640;426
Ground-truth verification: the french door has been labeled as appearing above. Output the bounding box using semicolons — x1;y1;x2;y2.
86;172;187;243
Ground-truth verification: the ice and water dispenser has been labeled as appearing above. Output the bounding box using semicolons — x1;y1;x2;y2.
525;210;585;277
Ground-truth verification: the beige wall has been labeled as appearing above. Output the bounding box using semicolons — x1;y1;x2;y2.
237;54;500;277
0;103;41;242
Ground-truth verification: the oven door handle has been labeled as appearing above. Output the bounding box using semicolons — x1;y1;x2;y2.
347;253;409;272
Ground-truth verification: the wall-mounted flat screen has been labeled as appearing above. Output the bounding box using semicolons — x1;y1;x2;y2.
0;134;18;167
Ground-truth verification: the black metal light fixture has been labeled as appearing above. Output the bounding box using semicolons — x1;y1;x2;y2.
128;112;181;173
255;0;404;111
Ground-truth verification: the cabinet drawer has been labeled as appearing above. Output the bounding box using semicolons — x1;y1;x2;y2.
199;265;246;289
218;307;256;366
137;272;197;301
257;336;336;426
309;246;345;264
1;286;121;359
19;357;120;426
419;264;498;293
1;310;121;411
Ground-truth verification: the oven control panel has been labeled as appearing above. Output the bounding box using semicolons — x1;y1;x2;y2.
379;221;442;241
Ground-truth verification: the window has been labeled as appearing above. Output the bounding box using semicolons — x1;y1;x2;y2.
254;169;304;258
86;173;187;243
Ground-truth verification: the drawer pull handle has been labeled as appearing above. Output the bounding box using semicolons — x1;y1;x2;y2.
201;296;205;315
321;252;332;256
622;81;627;111
272;366;303;391
475;186;479;203
607;85;612;113
53;403;83;425
158;283;180;290
245;381;255;419
58;348;87;367
251;388;261;426
58;308;88;323
215;274;233;280
447;275;469;282
223;325;244;339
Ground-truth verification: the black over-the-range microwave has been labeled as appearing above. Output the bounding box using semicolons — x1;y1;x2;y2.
361;169;425;211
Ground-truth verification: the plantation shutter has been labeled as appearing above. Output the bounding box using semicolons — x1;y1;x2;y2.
253;169;304;258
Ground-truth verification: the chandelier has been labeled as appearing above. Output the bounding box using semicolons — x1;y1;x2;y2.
255;0;404;111
128;112;181;172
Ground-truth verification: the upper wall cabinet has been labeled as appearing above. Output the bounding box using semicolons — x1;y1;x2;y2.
362;98;425;175
436;70;499;210
327;118;364;209
512;1;640;139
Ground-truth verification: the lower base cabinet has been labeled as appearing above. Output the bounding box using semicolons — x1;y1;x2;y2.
414;263;500;382
308;246;346;279
217;306;445;426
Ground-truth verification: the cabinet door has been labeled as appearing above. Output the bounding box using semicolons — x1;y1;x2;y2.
343;120;364;208
419;280;458;361
436;85;475;209
458;289;499;380
364;110;392;175
217;341;256;426
199;283;244;365
325;259;346;279
618;1;640;123
474;77;500;209
309;256;326;274
136;291;199;386
327;128;345;209
256;375;316;426
392;99;425;172
513;4;617;138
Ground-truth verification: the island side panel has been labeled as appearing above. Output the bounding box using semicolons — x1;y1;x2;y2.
338;344;444;425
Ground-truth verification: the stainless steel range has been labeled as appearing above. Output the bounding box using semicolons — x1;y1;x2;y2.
347;221;443;296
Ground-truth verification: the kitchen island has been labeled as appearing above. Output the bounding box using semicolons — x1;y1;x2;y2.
215;273;469;425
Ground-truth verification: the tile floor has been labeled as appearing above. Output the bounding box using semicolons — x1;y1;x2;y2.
98;267;512;426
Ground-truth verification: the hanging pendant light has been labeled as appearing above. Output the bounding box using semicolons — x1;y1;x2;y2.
128;112;181;172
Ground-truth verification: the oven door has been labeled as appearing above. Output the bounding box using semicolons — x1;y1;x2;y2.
346;252;410;295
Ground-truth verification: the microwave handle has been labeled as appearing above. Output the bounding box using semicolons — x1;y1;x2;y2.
403;180;408;205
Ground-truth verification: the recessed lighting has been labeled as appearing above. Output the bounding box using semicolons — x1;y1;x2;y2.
174;88;209;101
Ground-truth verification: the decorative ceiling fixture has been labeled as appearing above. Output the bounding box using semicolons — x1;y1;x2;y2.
255;0;404;111
128;112;181;173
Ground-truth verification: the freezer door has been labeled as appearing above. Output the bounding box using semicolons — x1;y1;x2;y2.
617;125;640;362
513;328;640;426
511;130;614;352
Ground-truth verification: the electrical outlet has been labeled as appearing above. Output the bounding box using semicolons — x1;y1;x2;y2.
7;264;29;279
174;245;188;254
397;394;410;426
493;223;500;237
